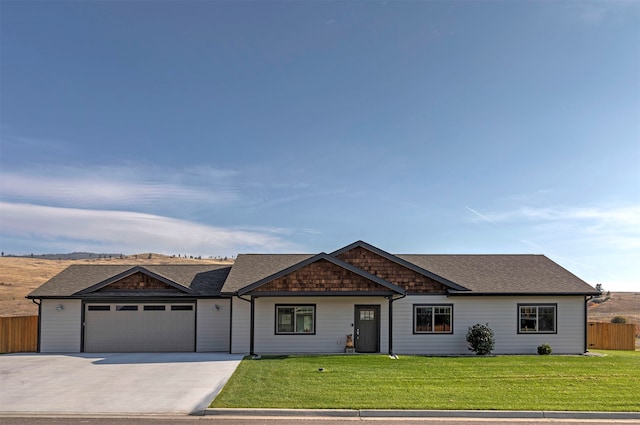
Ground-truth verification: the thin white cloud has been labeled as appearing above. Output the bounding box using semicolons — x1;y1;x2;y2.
0;166;238;208
464;205;548;252
464;206;496;225
0;202;297;255
469;205;640;250
465;204;640;291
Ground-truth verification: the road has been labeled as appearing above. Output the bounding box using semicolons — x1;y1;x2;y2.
1;417;639;425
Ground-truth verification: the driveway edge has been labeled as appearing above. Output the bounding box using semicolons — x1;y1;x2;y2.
204;408;640;419
204;408;359;417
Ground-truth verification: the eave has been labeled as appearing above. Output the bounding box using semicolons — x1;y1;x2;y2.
249;291;399;297
447;291;600;296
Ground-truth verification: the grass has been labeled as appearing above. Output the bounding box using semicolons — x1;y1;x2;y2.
211;350;640;411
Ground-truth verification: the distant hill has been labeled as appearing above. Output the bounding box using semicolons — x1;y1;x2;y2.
2;252;231;261
3;252;124;260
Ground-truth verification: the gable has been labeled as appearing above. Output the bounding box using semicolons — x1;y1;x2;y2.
336;246;449;294
251;258;399;294
95;271;182;293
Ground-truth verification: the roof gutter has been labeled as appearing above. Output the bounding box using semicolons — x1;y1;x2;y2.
447;291;601;297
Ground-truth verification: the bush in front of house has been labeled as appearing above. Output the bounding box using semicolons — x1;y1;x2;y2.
611;316;628;324
537;343;552;355
466;323;495;355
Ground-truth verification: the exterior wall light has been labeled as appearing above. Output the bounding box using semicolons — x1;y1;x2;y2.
214;304;220;311
56;305;64;311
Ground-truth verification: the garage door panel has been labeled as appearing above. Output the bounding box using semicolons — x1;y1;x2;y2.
84;304;195;352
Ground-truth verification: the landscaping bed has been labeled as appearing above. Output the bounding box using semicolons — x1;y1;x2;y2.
211;350;639;411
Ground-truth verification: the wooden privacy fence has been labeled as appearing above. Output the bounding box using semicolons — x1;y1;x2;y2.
0;315;38;353
587;322;636;351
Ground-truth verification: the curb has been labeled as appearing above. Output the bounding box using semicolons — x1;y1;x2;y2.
204;408;359;417
204;408;640;419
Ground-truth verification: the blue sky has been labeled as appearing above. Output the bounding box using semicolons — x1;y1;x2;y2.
1;1;638;291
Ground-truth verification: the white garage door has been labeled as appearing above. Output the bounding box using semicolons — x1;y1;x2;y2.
84;303;195;352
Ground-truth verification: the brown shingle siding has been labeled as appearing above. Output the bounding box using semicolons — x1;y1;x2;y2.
253;259;388;293
337;246;448;294
97;271;180;292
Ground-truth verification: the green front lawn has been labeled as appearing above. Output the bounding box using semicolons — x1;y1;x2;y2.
211;351;640;411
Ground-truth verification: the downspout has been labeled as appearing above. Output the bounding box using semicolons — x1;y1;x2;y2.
237;294;255;356
585;296;593;353
388;292;407;356
31;299;41;353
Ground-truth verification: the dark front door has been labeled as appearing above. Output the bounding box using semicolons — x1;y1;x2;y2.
354;305;380;353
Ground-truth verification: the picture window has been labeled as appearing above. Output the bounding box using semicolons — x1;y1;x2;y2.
276;305;316;334
518;304;556;333
414;305;453;334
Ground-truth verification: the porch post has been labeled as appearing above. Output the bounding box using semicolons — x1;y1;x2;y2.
250;296;255;356
388;296;393;355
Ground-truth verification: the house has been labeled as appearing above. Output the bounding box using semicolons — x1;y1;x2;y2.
27;241;599;355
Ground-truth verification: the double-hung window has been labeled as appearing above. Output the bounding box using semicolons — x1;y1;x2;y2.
518;304;556;333
414;305;453;334
276;305;315;334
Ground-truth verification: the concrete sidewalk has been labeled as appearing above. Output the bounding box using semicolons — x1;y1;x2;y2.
205;408;640;420
0;353;243;415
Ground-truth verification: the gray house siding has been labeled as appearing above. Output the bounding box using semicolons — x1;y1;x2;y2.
39;299;82;353
252;296;389;354
392;295;587;355
196;299;231;352
230;296;251;354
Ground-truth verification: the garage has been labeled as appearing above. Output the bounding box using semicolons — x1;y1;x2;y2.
84;303;196;352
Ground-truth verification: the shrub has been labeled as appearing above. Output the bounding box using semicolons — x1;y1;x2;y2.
537;343;552;355
611;316;628;324
466;323;495;355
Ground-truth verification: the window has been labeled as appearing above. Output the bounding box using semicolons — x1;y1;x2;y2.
116;305;138;311
276;305;315;334
414;305;453;333
87;305;110;311
144;305;166;311
360;310;375;321
171;305;193;311
518;304;556;333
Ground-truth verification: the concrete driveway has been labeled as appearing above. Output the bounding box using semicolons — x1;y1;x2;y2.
0;352;243;415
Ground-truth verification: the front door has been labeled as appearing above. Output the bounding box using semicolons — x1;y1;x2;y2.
354;305;380;353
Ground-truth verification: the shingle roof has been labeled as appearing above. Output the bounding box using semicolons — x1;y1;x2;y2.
28;264;232;298
396;254;598;295
221;251;597;295
221;254;314;293
28;246;599;298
